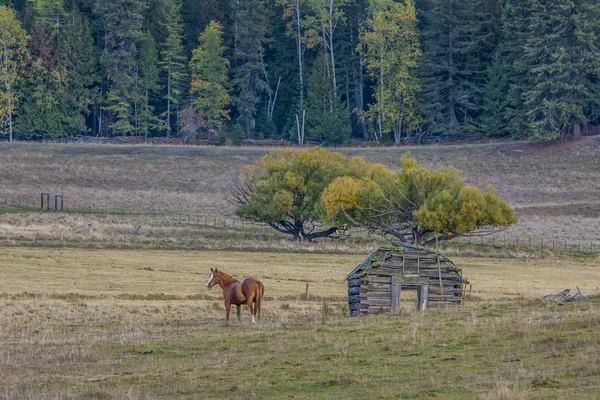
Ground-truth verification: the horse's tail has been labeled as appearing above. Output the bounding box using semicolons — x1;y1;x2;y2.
256;280;264;322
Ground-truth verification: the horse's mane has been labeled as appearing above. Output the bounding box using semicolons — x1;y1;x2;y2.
216;270;239;285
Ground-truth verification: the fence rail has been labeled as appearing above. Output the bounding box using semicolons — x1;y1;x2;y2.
0;195;598;258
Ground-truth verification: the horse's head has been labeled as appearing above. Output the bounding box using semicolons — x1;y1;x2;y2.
207;268;218;289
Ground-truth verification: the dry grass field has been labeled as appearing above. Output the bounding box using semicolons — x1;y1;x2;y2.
1;247;599;399
1;140;599;247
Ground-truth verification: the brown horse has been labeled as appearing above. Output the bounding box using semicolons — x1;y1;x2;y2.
206;268;264;323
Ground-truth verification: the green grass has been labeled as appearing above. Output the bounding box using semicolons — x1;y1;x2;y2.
0;205;39;214
1;247;599;399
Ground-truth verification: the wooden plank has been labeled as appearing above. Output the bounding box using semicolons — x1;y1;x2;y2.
427;279;463;286
428;299;462;304
419;284;429;311
362;290;391;296
429;288;462;295
428;294;462;300
371;268;403;275
361;299;392;306
361;284;391;289
391;275;400;314
397;276;430;285
360;293;390;300
417;271;462;278
364;276;391;284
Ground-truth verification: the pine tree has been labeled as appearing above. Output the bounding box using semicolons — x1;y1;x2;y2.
181;0;227;53
521;0;600;141
55;9;99;134
278;0;308;143
419;0;491;135
190;20;230;142
0;5;29;142
158;0;186;138
231;0;270;138
17;2;98;138
136;30;161;140
481;52;511;137
94;0;145;136
497;0;534;138
305;54;350;145
29;0;67;32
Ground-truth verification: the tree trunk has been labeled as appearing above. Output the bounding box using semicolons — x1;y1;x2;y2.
3;45;12;143
166;63;171;139
8;92;12;143
327;0;337;98
295;0;305;122
305;227;338;241
356;18;368;140
573;119;582;140
447;3;457;127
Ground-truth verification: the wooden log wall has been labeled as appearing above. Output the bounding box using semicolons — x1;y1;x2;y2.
359;276;391;314
348;247;464;315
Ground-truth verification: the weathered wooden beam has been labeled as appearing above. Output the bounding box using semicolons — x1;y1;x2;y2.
391;275;400;314
361;299;392;306
419;284;429;311
360;293;391;300
363;276;391;284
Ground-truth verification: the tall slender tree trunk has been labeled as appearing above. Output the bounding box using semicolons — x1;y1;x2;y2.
447;2;457;126
8;92;12;143
294;0;306;145
377;45;384;142
3;45;12;143
573;119;582;139
295;0;304;116
354;14;368;140
166;63;171;139
327;0;337;98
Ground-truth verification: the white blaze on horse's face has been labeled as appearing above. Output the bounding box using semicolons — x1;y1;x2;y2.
207;273;214;289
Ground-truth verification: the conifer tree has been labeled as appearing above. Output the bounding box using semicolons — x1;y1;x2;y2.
419;0;490;135
481;52;510;137
158;0;186;138
521;0;600;141
278;0;308;144
136;30;161;140
17;2;98;138
496;0;533;138
190;21;230;142
231;0;269;138
94;0;145;136
0;5;29;142
305;54;350;145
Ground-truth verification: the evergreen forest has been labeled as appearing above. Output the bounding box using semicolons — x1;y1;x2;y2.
1;0;599;144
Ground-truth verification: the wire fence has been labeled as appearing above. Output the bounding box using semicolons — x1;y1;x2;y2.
0;195;599;258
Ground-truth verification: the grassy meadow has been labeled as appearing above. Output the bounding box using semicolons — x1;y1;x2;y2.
1;141;599;398
0;140;599;248
1;247;599;399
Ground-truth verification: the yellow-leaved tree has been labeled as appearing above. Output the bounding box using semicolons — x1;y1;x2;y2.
230;147;366;241
321;154;517;246
232;148;516;245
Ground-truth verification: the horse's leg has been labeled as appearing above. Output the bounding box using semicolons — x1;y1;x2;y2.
257;282;264;322
236;305;241;322
225;301;231;323
246;293;256;323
